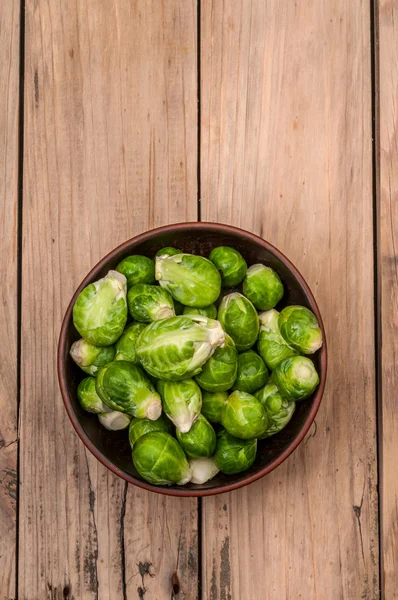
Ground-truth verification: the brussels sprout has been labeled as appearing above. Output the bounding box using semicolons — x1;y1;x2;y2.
70;339;115;376
173;299;184;315
201;390;228;423
272;356;319;401
242;264;284;310
218;293;259;351
189;457;219;484
158;379;202;433
127;284;175;322
128;414;173;448
136;316;225;381
96;361;162;419
132;431;192;485
257;309;297;370
73;270;128;346
278;305;323;354
77;376;112;413
183;304;217;319
209;246;247;287
214;430;257;474
195;334;238;392
155;253;221;307
115;322;146;363
116;255;155;288
98;411;132;430
155;247;181;258
232;350;269;393
255;383;296;438
176;414;216;458
221;390;268;439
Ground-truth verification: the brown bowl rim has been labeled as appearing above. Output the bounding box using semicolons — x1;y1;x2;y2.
58;221;327;497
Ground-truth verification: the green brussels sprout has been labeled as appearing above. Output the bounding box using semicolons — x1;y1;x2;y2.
155;247;181;258
127;284;175;322
257;309;297;370
128;414;173;448
77;376;112;413
242;264;284;310
70;339;115;376
221;390;268;439
115;255;155;288
96;361;162;419
136;316;225;381
98;411;132;430
73;270;128;346
173;299;184;315
255;383;296;438
115;322;146;363
218;292;259;351
155;253;221;307
232;350;269;393
158;379;202;433
278;305;323;354
272;356;319;401
209;246;247;287
201;390;228;423
195;334;238;392
176;414;216;458
189;457;219;484
214;429;257;474
183;304;217;319
132;431;192;485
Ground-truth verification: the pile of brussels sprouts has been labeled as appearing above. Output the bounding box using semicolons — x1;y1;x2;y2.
70;245;322;486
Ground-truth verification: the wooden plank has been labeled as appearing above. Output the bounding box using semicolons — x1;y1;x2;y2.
20;1;198;598
0;1;20;598
379;0;398;596
200;1;378;598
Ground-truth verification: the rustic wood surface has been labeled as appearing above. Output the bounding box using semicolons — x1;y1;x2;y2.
379;0;398;597
0;1;20;598
0;0;397;599
201;1;378;598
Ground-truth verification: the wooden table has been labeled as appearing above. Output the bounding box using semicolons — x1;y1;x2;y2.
1;1;397;598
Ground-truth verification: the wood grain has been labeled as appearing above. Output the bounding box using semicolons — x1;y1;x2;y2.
0;1;20;598
200;1;378;598
379;0;398;596
20;1;197;598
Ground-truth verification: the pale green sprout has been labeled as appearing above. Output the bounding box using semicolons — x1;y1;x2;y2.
209;246;247;287
278;305;323;354
257;309;297;370
132;431;192;485
201;390;228;423
255;383;296;438
221;390;268;439
155;253;221;307
128;415;173;448
73;270;128;346
183;304;217;319
272;356;319;401
136;316;225;381
98;411;132;430
232;350;269;393
218;292;259;351
243;264;284;310
158;379;202;433
127;284;175;322
155;247;181;258
214;430;257;475
70;339;115;376
189;457;219;484
115;322;146;363
195;334;238;392
96;361;162;419
77;376;112;413
116;255;155;288
176;414;216;458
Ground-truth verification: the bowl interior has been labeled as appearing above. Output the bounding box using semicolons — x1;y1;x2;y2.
59;224;326;495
